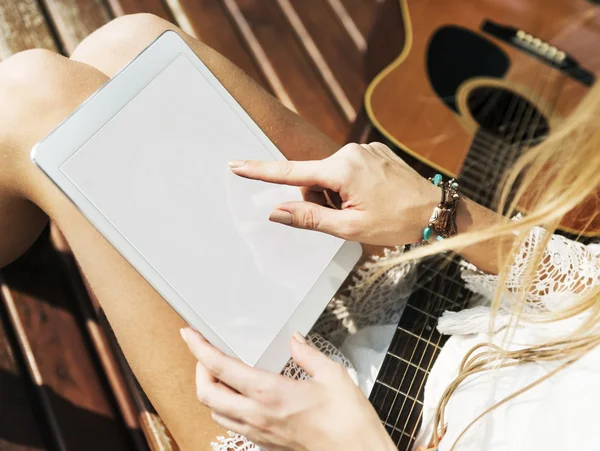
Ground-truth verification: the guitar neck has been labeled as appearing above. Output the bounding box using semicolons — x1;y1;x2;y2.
369;130;509;449
369;254;473;449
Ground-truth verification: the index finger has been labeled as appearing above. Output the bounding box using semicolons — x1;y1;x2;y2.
181;328;277;395
229;159;334;189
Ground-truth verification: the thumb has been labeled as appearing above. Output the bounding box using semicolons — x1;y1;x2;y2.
269;201;350;238
290;333;334;378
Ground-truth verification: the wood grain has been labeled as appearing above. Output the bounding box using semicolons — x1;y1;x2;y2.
286;0;365;117
0;299;46;451
40;0;112;54
235;0;349;143
1;232;134;451
50;226;150;451
0;1;379;449
0;0;57;58
163;0;267;88
340;0;381;38
106;0;174;20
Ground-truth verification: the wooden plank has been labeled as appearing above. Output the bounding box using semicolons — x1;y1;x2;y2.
52;228;173;451
1;231;134;451
40;0;112;55
50;226;149;451
0;302;46;451
98;311;179;451
0;0;57;58
163;0;267;88
220;0;296;111
326;0;368;53
234;0;349;143
283;0;365;119
105;0;174;20
340;0;381;39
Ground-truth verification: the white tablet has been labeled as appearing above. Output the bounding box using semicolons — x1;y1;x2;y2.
31;31;361;372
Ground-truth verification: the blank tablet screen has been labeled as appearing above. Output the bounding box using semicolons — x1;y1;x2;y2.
60;54;345;366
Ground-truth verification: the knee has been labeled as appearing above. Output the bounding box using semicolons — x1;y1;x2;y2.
0;49;107;151
72;13;180;73
0;49;69;132
0;49;62;92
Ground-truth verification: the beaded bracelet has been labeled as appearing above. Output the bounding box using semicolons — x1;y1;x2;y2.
421;174;460;244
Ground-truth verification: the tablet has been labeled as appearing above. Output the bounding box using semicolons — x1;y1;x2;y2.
31;31;361;372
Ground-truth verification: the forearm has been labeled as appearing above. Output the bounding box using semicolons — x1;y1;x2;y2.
453;196;508;275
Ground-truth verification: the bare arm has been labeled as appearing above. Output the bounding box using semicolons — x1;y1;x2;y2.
230;141;506;274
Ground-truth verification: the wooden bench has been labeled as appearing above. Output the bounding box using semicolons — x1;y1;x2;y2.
0;1;383;449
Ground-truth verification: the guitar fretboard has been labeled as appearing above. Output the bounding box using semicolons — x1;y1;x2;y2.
369;254;473;449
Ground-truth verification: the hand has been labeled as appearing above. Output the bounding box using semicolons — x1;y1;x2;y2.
180;328;396;451
229;142;439;246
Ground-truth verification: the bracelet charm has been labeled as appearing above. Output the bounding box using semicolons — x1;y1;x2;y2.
421;174;460;244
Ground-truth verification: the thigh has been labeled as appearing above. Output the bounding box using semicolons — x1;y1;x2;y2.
0;49;224;449
2;18;370;450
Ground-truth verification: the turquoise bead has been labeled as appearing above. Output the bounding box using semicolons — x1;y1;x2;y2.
433;174;443;186
451;182;459;189
423;227;433;241
437;235;444;241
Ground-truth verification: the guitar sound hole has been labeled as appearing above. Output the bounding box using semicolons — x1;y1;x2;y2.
466;86;549;145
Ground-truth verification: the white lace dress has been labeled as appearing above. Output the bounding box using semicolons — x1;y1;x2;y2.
213;228;600;451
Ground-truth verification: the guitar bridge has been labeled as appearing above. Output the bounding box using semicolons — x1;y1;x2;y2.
481;20;595;86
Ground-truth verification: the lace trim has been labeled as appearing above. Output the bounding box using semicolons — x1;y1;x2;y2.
312;246;417;346
462;226;600;313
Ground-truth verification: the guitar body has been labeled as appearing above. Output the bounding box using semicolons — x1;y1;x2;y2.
364;2;600;449
365;0;600;235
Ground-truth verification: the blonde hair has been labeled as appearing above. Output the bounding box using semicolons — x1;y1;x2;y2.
378;83;600;449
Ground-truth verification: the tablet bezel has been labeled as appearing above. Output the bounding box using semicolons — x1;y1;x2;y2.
31;31;362;372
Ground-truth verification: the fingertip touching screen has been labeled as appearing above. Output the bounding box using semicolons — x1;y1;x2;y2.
59;53;346;367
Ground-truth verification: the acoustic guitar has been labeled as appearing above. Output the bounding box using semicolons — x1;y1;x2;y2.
361;1;600;449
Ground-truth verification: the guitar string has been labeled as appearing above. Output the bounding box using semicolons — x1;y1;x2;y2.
381;257;441;429
461;66;553;215
397;70;566;446
390;143;504;446
371;89;498;423
392;256;461;447
482;88;545;209
386;256;446;443
369;259;465;434
400;70;558;443
403;260;470;446
468;73;542;207
390;79;548;443
373;252;464;432
392;97;514;443
379;252;462;434
413;77;568;448
455;85;556;177
372;31;569;444
393;75;576;448
382;86;520;444
440;89;511;176
376;0;450;428
491;65;556;202
490;50;567;201
505;71;566;205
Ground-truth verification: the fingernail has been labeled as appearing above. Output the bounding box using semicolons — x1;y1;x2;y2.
269;210;293;225
180;328;190;344
228;160;246;169
293;331;307;344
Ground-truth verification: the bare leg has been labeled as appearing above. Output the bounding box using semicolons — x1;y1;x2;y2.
0;14;363;450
